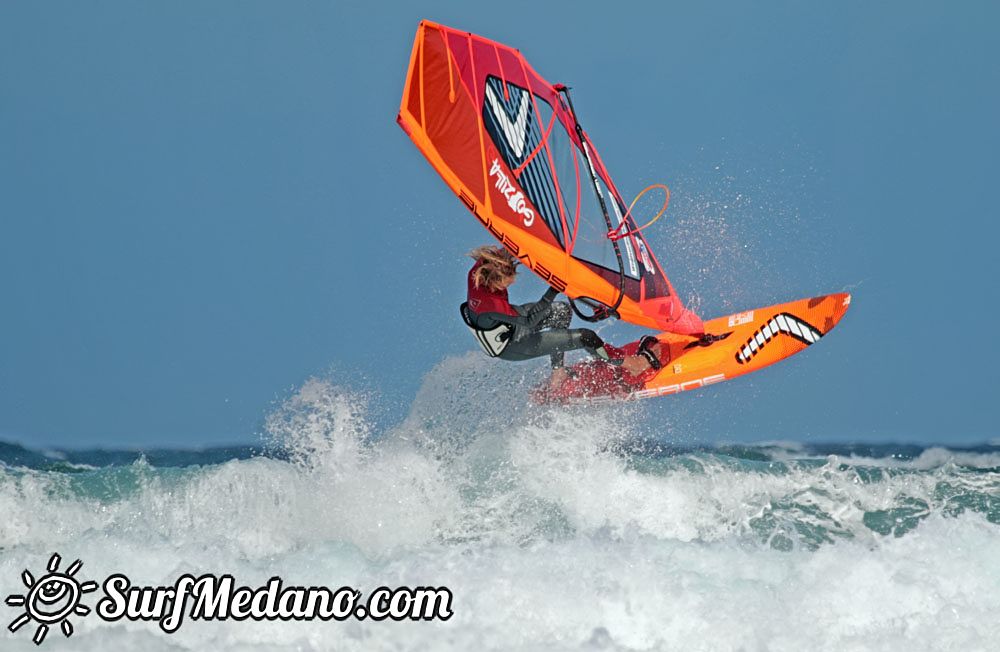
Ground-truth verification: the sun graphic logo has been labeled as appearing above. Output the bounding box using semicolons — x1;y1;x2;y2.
5;553;97;646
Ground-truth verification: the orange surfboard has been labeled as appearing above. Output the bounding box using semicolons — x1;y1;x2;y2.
537;293;851;403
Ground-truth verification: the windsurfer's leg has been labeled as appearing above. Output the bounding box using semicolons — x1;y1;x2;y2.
510;301;573;366
499;327;604;367
539;302;571;366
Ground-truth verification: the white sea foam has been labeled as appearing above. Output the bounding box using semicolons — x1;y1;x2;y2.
3;514;997;651
1;356;998;650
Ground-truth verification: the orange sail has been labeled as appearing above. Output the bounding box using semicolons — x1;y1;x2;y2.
397;21;703;335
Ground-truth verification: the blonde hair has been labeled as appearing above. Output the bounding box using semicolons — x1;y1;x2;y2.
468;245;517;291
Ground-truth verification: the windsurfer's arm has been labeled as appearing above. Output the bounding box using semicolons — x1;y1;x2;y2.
513;287;562;329
472;300;556;331
515;287;560;317
470;288;562;330
538;287;560;304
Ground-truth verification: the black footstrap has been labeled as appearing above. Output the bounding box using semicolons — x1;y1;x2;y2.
637;336;663;370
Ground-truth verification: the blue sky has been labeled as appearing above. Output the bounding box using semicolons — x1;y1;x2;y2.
1;1;997;448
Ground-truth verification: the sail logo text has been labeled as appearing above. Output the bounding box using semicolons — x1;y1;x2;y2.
490;159;536;227
728;311;754;327
458;189;567;292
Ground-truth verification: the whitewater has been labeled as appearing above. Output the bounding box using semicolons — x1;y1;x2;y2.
2;354;998;651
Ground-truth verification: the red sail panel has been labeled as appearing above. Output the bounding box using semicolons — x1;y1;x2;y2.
397;20;703;335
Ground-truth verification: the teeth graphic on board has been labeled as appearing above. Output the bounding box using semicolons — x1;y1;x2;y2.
736;313;823;364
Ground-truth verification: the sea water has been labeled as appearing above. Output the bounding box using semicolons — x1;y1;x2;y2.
2;354;998;651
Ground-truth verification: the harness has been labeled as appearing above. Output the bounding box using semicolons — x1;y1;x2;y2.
460;302;512;357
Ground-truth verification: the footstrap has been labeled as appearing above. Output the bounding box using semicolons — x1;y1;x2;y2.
637;336;663;370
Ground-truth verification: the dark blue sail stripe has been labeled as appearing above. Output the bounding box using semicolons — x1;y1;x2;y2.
482;76;566;248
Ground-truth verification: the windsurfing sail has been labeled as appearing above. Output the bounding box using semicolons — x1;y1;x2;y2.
397;21;703;335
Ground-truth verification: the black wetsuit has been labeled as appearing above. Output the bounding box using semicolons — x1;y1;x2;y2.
469;288;608;368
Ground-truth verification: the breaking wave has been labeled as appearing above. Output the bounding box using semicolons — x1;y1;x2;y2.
2;354;998;651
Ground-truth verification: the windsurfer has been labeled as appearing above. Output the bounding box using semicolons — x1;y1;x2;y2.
462;246;663;389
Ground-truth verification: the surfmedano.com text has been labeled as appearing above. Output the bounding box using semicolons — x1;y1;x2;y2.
98;573;453;633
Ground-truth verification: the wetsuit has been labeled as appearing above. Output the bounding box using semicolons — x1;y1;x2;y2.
466;262;621;368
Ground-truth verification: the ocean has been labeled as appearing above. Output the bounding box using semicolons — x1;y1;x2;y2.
2;356;998;651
